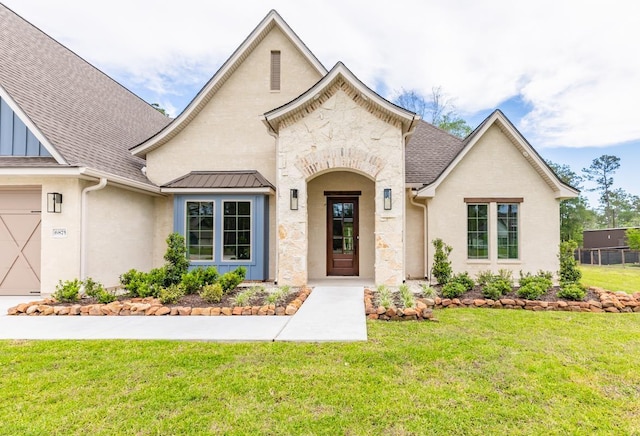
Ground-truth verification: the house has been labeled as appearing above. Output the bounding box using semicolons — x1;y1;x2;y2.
0;6;578;296
583;228;639;250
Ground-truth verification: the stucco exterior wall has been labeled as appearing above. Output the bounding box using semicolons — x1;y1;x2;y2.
307;171;375;280
276;89;406;285
426;124;561;278
153;195;173;268
85;184;156;288
144;26;322;282
0;176;82;295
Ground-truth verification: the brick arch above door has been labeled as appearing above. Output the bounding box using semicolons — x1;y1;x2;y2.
295;147;384;181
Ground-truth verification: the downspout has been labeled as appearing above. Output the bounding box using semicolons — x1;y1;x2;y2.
410;192;429;280
402;121;418;283
265;122;279;284
80;178;107;280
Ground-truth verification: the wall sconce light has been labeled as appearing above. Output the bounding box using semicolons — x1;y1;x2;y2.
383;188;392;210
290;189;298;210
47;192;63;213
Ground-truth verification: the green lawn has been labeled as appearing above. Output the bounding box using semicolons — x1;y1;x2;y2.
2;310;639;435
580;264;640;293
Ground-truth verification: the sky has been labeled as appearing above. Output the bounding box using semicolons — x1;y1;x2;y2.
3;0;638;206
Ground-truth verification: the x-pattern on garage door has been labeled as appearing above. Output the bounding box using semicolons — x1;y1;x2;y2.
0;190;41;295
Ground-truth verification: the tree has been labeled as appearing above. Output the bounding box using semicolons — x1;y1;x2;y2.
626;228;640;250
151;103;169;117
547;160;594;244
582;155;620;227
609;188;640;227
394;87;472;138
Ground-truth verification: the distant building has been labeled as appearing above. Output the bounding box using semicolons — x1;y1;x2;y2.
583;228;640;249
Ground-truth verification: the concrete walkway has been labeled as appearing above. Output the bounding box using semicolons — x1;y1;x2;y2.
0;287;366;342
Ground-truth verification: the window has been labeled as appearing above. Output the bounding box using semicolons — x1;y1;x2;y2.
467;204;488;259
497;203;518;259
186;201;214;260
270;50;281;91
223;201;251;261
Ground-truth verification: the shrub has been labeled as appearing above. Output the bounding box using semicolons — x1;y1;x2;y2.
441;281;465;299
199;283;223;303
53;279;82;302
83;277;101;298
159;283;185;304
431;238;453;284
119;268;165;298
420;284;438;299
218;268;245;293
95;289;117;304
482;278;512;300
497;269;514;286
234;266;247;280
476;270;495;287
517;282;547;300
265;286;291;305
181;267;218;295
398;284;415;308
559;241;581;285
376;284;394;309
517;276;551;300
164;233;189;286
558;283;587;301
450;272;474;291
233;290;252;307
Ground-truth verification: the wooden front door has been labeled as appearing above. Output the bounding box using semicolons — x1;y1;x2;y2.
327;197;359;276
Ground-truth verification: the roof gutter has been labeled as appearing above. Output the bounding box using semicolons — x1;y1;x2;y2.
80;177;107;281
79;168;163;196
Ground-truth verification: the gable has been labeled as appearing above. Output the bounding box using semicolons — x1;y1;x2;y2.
131;10;327;158
0;95;51;157
142;22;325;186
416;111;579;199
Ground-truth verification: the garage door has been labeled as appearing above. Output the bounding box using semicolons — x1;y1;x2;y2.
0;189;41;295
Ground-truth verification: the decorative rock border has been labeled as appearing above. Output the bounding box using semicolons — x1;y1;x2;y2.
364;289;438;321
7;288;312;317
365;287;640;318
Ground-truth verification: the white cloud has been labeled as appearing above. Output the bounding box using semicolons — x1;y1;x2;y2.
4;0;640;147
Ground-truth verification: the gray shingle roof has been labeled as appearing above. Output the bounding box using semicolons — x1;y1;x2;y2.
405;120;465;185
0;157;59;167
163;171;275;190
0;4;171;184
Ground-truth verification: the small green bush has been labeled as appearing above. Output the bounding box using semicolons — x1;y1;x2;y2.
376;284;394;309
420;284;438;299
164;233;189;286
233;290;252;307
559;241;581;285
450;272;475;291
81;277;116;304
53;279;82;302
83;277;101;298
441;281;465;299
517;279;550;300
519;273;552;291
398;284;415;308
476;270;495;287
558;283;587;301
218;270;244;293
159;283;185;304
265;286;291;305
482;278;512;300
431;238;453;284
199;283;223;303
497;269;514;286
182;266;219;295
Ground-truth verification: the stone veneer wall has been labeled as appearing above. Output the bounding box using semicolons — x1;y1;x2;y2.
275;86;406;286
